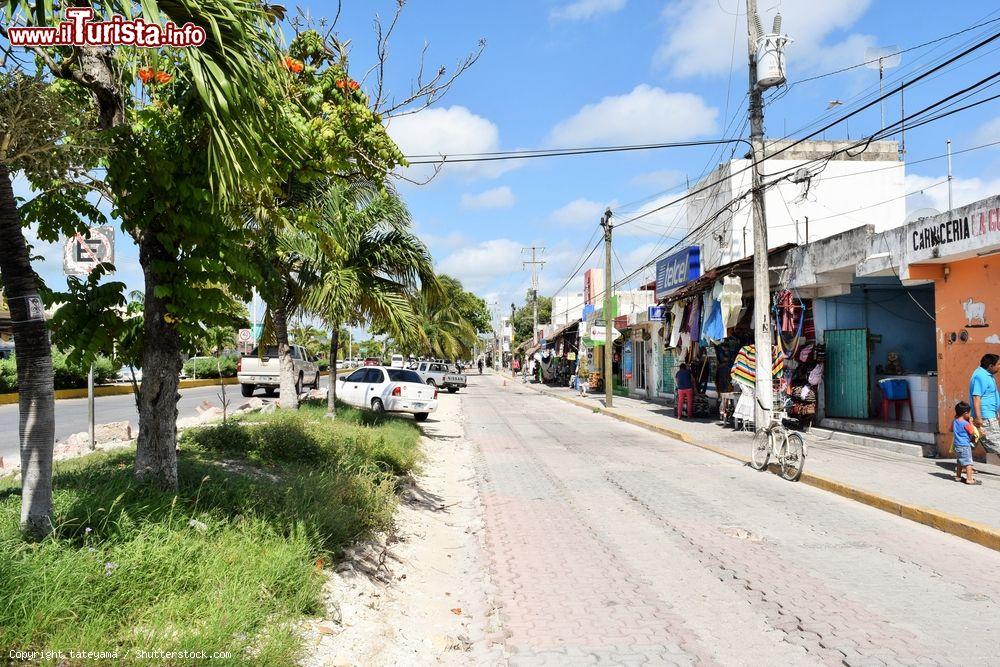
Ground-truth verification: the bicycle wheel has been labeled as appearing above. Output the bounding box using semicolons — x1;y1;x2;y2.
750;429;771;470
780;432;806;481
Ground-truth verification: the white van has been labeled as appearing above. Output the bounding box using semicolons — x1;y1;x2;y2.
390;354;405;368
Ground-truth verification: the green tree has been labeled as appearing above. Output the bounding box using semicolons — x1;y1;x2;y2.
289;323;329;360
249;28;407;410
293;181;435;414
512;293;553;345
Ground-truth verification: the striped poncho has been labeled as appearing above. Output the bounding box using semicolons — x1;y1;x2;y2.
731;344;784;385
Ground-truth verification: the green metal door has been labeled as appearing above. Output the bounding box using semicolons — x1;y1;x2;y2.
824;328;869;418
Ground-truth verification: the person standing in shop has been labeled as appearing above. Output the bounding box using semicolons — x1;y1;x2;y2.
970;354;1000;456
675;363;695;419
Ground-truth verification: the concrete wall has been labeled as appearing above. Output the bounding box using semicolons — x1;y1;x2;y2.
552;292;584;326
688;140;905;271
910;257;1000;457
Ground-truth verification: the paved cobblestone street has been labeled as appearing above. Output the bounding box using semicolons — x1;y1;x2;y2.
463;374;1000;666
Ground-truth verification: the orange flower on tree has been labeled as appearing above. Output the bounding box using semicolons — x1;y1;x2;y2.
155;71;172;84
138;68;155;84
348;80;359;91
283;56;303;73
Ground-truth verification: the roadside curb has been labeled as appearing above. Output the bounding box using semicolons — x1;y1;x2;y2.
0;377;240;405
506;374;1000;553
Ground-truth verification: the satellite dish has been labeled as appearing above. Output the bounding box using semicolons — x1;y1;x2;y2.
904;207;941;224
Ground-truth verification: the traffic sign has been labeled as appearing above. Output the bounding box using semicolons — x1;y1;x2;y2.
238;328;253;343
63;226;115;276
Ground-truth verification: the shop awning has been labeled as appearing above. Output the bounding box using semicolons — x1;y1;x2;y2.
660;244;795;305
544;319;580;346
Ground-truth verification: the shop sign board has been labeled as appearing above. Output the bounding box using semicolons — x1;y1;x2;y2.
655;246;700;300
648;305;667;321
906;195;1000;262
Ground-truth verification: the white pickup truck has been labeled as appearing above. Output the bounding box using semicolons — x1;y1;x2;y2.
412;361;467;393
238;345;321;397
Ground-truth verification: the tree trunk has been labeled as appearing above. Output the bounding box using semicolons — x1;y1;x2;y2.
272;297;299;409
328;324;339;415
134;232;182;490
0;167;55;538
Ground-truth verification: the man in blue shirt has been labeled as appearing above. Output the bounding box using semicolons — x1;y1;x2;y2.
970;353;1000;455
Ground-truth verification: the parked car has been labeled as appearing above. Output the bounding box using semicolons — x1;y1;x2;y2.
390;353;405;368
337;366;437;421
363;357;382;366
237;344;321;398
413;361;466;393
117;366;143;384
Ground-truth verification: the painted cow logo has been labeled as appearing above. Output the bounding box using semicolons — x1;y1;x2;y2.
962;298;988;327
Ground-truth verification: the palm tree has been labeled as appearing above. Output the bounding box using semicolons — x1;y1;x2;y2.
292;181;436;415
0;73;101;537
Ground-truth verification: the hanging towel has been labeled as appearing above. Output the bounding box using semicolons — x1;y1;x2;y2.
669;301;684;347
721;276;743;328
679;300;693;334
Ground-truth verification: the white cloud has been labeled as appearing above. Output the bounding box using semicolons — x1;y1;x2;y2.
630;169;687;190
460;186;515;210
550;197;617;226
386;106;515;181
614;192;689;238
549;84;717;146
975;116;1000;146
551;0;626;21
906;173;1000;215
436;239;524;288
657;0;873;79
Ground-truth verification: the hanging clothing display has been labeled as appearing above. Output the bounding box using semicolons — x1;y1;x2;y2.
730;344;784;386
678;300;693;334
669;301;684;347
721;276;743;328
702;281;726;344
687;297;701;344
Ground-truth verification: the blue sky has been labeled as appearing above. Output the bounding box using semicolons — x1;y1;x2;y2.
18;0;1000;331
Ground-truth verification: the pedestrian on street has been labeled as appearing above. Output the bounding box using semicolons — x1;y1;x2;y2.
969;353;1000;456
478;358;484;375
675;363;695;419
953;401;981;485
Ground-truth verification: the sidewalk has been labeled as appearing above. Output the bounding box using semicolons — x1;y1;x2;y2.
501;372;1000;552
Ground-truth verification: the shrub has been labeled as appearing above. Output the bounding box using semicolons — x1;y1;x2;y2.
0;350;116;393
0;357;15;393
183;356;237;379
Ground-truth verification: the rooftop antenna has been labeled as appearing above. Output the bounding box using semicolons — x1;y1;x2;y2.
864;45;902;132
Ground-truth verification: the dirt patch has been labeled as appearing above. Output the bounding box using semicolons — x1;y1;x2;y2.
300;392;504;665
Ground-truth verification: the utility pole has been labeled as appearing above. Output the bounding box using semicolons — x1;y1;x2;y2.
747;0;773;427
601;208;614;409
521;247;545;345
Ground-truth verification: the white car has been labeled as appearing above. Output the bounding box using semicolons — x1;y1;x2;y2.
337;366;438;422
238;344;321;397
390;353;405;368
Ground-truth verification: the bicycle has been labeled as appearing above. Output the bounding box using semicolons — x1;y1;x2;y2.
749;396;807;481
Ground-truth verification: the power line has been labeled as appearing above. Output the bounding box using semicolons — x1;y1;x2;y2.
790;14;1000;86
403;139;747;164
613;46;1000;232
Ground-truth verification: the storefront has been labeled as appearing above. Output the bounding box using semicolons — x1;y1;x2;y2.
653;245;794;418
784;226;938;447
882;194;1000;459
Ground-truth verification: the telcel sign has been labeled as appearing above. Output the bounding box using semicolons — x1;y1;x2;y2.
655;246;700;299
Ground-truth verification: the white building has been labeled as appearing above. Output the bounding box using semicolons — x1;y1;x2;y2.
551;291;585;326
687;139;905;271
